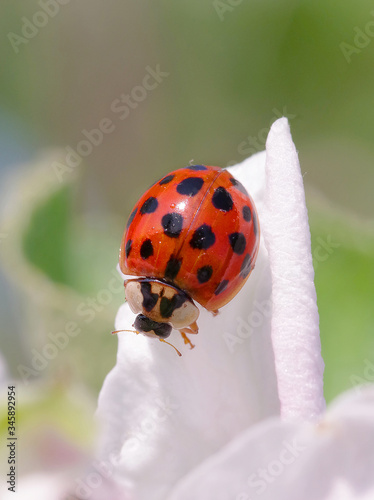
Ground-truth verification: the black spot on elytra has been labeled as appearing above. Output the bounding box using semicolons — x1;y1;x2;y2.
229;232;247;255
197;265;213;284
189;224;216;250
240;254;252;278
140;239;154;260
243;205;252;222
187;165;207;171
230;177;249;196
140;282;158;312
160;293;187;319
176;177;204;197
165;256;182;280
214;279;229;295
134;314;172;338
125;239;132;258
126;207;137;228
159;174;175;185
140;197;158;215
162;213;184;238
212;187;233;212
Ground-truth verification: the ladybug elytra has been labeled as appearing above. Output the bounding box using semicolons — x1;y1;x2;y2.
118;164;260;354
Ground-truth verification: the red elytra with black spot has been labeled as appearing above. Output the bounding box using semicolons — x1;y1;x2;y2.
119;165;260;311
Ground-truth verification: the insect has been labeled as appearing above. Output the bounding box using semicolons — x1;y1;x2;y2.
116;164;260;355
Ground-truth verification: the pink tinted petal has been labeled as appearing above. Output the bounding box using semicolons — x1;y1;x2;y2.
263;118;325;420
167;387;374;500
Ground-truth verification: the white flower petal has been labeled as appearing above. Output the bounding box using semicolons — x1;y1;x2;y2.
263;118;325;420
96;151;279;500
0;473;68;500
166;387;374;500
0;473;125;500
96;119;325;498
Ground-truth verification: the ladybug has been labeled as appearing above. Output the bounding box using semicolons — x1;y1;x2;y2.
118;164;259;354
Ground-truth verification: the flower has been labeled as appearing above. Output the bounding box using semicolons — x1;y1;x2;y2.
94;118;373;500
163;386;374;500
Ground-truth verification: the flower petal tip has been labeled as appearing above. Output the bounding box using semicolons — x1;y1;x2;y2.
263;118;325;421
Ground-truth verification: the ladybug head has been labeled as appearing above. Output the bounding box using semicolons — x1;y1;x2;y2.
133;314;172;338
124;278;199;335
113;312;180;356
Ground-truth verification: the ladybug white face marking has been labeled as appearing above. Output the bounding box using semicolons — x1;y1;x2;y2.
124;279;199;334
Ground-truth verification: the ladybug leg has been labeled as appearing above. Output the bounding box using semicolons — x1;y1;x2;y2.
211;309;220;317
184;321;198;334
180;330;195;350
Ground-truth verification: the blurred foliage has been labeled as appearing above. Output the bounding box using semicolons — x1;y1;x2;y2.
0;0;374;215
23;185;73;286
0;381;95;476
309;195;374;402
0;160;122;392
22;180;122;296
4;153;373;405
0;0;373;454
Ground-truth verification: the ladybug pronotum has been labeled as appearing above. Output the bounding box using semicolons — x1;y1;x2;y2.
118;164;260;354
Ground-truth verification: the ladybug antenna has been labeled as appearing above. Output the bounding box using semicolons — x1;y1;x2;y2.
159;338;182;357
111;329;140;335
111;329;182;357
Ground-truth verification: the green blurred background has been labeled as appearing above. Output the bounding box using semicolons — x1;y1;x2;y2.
0;0;373;480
